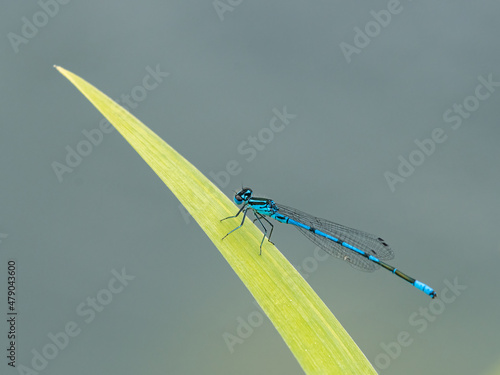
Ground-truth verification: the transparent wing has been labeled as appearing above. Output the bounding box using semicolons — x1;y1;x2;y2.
276;203;394;272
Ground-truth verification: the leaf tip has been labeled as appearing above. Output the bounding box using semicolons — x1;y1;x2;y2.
54;65;69;76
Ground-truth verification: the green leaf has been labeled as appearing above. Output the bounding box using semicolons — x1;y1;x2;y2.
55;65;377;375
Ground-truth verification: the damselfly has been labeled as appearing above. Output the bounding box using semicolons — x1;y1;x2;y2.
221;187;437;298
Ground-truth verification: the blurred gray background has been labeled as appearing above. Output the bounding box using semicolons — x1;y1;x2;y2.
1;1;499;374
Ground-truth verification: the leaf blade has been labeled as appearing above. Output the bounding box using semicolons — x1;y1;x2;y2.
55;65;377;375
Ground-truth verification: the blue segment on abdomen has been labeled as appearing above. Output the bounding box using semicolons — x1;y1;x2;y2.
287;218;311;230
413;280;435;296
315;230;339;242
269;213;288;223
288;219;341;242
342;242;366;256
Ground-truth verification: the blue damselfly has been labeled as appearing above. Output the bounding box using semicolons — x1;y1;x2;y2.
221;187;437;298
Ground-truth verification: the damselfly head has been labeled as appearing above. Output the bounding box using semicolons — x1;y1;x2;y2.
234;188;252;204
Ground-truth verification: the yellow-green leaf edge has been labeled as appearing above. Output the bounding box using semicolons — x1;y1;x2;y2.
55;66;377;375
